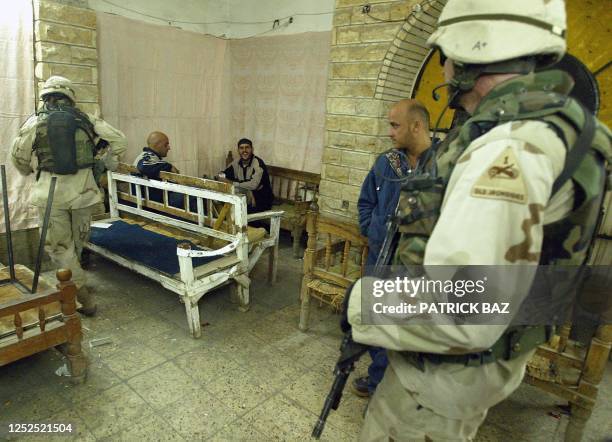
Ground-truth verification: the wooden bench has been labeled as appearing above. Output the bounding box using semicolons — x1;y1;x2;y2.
86;164;283;338
268;165;320;258
0;266;87;382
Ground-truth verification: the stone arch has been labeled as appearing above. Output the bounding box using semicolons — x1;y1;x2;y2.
374;0;447;102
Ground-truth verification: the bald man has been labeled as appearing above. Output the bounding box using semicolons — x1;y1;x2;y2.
354;99;437;398
134;131;179;178
359;99;434;266
133;131;190;209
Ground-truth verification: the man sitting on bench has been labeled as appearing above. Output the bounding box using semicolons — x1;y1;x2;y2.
218;138;273;213
133;131;193;210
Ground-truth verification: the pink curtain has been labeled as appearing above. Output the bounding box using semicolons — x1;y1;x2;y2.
97;13;231;178
0;1;36;231
229;32;331;173
98;13;330;177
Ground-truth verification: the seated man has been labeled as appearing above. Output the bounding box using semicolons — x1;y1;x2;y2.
133;131;192;210
219;138;273;213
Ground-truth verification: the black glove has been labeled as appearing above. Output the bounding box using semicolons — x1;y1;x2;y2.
340;281;357;333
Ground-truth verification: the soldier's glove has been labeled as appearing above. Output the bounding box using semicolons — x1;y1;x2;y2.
340;281;357;333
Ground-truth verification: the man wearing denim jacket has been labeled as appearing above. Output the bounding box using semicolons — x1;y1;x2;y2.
354;99;435;398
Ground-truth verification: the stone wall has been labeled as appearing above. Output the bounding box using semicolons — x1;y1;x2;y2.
34;0;99;115
319;0;422;221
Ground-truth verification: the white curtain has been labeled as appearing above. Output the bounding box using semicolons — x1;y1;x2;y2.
229;32;330;173
97;13;231;178
0;0;36;231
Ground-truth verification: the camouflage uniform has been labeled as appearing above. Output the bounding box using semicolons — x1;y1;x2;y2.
11;77;126;309
346;1;611;440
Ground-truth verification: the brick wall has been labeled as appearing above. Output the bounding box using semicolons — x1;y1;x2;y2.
320;0;435;221
34;0;99;115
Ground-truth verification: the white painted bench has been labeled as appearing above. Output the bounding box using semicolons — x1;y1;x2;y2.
86;165;283;338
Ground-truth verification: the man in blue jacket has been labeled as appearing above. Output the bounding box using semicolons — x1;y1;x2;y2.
354;98;434;398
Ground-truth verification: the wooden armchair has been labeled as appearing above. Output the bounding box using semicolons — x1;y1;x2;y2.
268;166;320;258
0;267;87;382
299;204;368;331
524;268;611;442
524;190;611;441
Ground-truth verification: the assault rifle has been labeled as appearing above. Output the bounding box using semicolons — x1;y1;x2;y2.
312;184;412;438
375;173;439;273
312;332;368;439
312;230;395;439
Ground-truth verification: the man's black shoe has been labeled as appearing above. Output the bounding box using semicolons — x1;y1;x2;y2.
352;375;370;398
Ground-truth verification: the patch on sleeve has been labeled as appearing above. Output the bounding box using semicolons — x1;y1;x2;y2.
471;147;527;204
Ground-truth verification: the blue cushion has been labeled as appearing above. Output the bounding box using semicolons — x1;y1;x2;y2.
89;220;216;275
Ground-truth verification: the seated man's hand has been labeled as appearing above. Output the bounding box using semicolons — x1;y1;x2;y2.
170;166;180;174
216;173;231;183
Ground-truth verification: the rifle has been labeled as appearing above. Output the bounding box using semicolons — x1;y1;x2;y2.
311;181;416;439
312;332;368;439
374;208;400;275
375;173;443;276
312;173;441;438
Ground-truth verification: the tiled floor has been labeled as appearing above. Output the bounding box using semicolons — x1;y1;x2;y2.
1;234;611;441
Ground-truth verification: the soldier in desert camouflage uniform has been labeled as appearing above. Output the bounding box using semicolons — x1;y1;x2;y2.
11;76;127;315
344;0;611;440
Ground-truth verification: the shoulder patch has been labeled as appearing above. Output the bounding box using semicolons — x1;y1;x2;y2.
471;147;527;204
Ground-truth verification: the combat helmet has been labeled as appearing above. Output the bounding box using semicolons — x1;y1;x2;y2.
40;75;76;103
427;0;567;106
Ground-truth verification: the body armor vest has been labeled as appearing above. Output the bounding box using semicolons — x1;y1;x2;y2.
393;70;611;367
33;103;97;175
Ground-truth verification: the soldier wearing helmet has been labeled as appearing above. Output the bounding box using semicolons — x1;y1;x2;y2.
342;1;611;440
11;76;127;316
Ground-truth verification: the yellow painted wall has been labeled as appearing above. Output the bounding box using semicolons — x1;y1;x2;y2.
566;0;611;126
414;0;611;129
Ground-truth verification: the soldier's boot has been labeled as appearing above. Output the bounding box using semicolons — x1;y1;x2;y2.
80;249;91;270
77;286;97;317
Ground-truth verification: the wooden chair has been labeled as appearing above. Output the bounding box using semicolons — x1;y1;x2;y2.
524;189;611;441
524;267;611;442
0;267;87;382
268;165;320;258
299;203;368;331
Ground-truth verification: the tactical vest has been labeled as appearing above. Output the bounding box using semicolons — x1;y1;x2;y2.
33;103;97;175
393;70;611;368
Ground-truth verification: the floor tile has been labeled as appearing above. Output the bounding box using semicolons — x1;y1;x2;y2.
174;348;242;386
204;364;276;415
241;393;351;441
127;361;198;410
102;341;167;380
98;412;184;441
73;383;154;439
159;390;237;440
207;418;269;441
